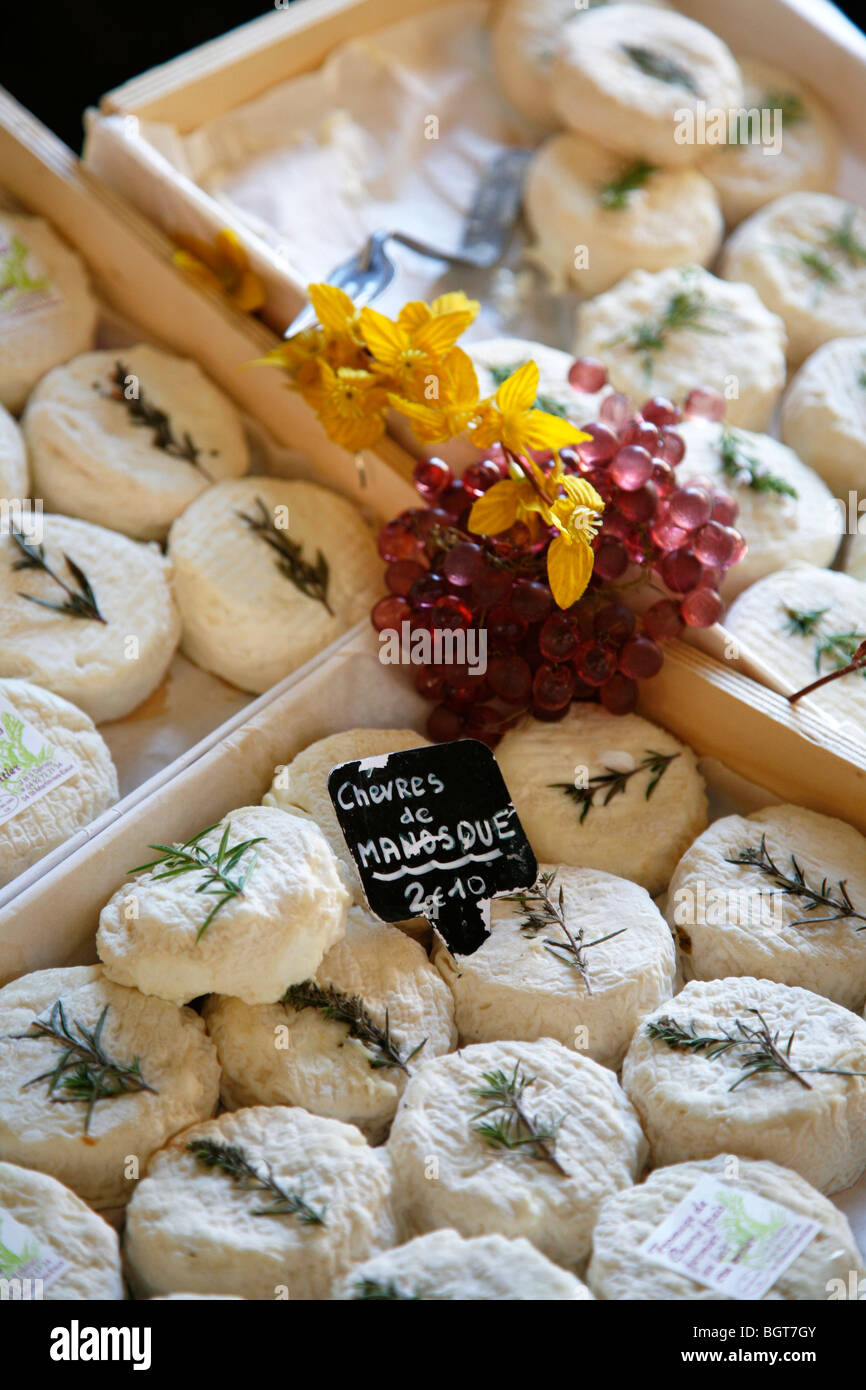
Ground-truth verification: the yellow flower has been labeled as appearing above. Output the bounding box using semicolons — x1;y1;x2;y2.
359;299;478;395
305;362;390;451
470;360;589;457
173;228;265;312
387;347;482;442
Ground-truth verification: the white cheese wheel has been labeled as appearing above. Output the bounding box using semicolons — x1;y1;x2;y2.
676;418;841;598
0;215;96;414
721;193;866;366
0;964;220;1209
698;58;841;227
334;1228;594;1300
469;336;611;427
0;677;118;890
203;906;456;1142
98;805;350;1006
552;6;743;168
124;1104;396;1300
724;563;866;743
524;132;723;297
622;976;866;1193
781;336;866;496
0;1160;125;1300
23;345;249;542
575;266;787;429
0;403;28;501
167;477;381;693
495;705;707;896
667;805;866;1012
433;863;676;1070
588;1155;862;1300
386;1037;647;1270
0;514;181;724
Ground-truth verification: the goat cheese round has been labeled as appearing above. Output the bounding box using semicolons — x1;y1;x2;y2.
0;1160;125;1300
167;477;380;693
469;337;610;427
203;906;456;1142
433;863;676;1070
386;1037;647;1270
0;514;181;724
724;564;866;742
588;1155;862;1300
721;194;866;365
23;345;249;542
622;976;866;1193
490;0;671;134
781;336;866;496
524;132;723;297
675;418;841;598
0;215;96;414
0;964;220;1210
552;6;743;168
0;677;118;889
334;1228;594;1300
124;1104;396;1299
495;705;707;896
98;805;350;1006
575;266;787;430
667;805;866;1012
698;59;840;227
0;403;28;502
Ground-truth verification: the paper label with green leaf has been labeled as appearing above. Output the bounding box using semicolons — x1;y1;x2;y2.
0;233;60;321
0;696;76;828
0;1208;66;1289
638;1174;820;1299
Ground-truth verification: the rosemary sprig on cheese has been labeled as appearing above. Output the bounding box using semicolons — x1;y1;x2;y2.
282;980;426;1073
507;869;627;992
550;749;678;823
131;823;266;940
12;1000;156;1134
607;277;724;377
783;606;866;679
187;1138;326;1225
724;834;866;929
647;1008;866;1092
620;44;699;94
10;533;106;624
718;425;797;498
0;235;49;310
237;497;334;614
598;159;658;211
471;1063;566;1174
353;1278;421;1301
109;361;211;476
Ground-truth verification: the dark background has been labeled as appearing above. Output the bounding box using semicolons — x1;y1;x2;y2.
2;0;864;152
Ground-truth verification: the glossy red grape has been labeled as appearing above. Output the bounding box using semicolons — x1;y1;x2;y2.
385;559;426;596
710;489;739;526
377;518;420;563
427;704;466;741
650;460;675;496
533;662;575;710
462;459;503;496
488;604;527;647
511;579;553;624
569;356;608;393
668;486;712;531
576;422;619;467
643;599;684;641
641;396;681;427
409;572;447;607
439;481;470;520
431;594;473;629
600;672;638;714
600;392;631;431
443;541;484;586
684;386;725;421
371;595;410;631
681;587;725;627
728;531;748;566
610;445;653;491
487;654;533;704
414;665;446;700
619;481;658;524
660;548;703;593
618;635;664;679
539;612;578;662
593;536;629;580
594;602;636;646
650;515;689;551
657;429;686;466
413;456;451;501
692;520;735;568
575;642;616;686
471;565;513;608
620;419;660;453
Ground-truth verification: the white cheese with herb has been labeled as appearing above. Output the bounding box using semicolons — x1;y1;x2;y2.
0;1159;125;1300
781;335;866;496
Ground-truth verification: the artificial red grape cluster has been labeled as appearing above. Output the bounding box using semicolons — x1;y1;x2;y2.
371;358;745;744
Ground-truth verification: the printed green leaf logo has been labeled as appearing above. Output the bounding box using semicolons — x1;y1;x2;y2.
716;1190;786;1268
0;236;49;312
0;1234;39;1277
0;711;54;796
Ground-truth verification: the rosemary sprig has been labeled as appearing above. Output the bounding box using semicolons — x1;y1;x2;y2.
187;1138;325;1224
471;1063;566;1174
783;605;827;638
724;833;866;929
608;278;724;378
10;532;106;624
824;207;866;267
11;1000;156;1134
718;425;797;498
353;1278;420;1301
621;44;699;94
503;869;626;992
647;1008;866;1091
238;497;333;614
131;822;266;940
109;361;211;476
599;159;658;211
282;980;426;1073
550;749;678;824
782;607;866;681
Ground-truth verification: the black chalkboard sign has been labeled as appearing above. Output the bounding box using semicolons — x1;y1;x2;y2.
327;739;538;954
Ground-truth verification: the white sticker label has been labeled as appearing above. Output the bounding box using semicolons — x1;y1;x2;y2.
0;698;76;829
0;1209;67;1290
638;1175;820;1300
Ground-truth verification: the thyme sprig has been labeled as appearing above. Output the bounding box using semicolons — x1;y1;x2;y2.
187;1138;325;1224
824;207;866;266
782;606;866;701
11;1000;156;1133
599;159;658;210
238;497;334;614
109;361;211;476
471;1063;566;1174
131;823;266;940
504;869;626;992
353;1278;421;1300
647;1009;866;1092
784;209;866;302
718;425;797;498
608;278;724;378
10;533;106;624
550;749;678;824
282;980;426;1073
621;44;699;94
725;834;866;929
